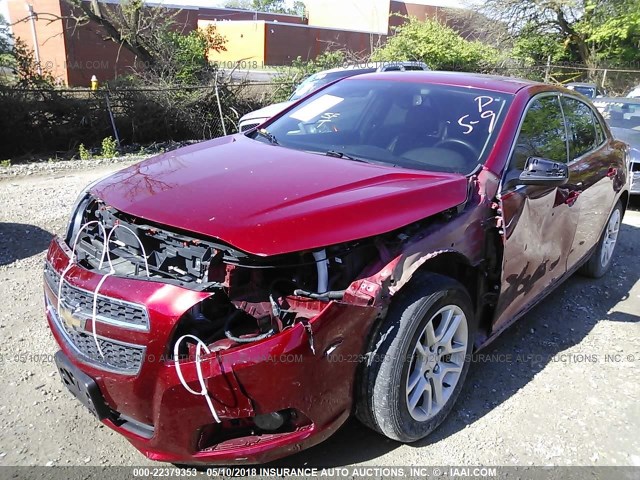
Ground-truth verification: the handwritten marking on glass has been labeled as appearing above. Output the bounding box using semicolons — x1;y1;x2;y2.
458;96;497;135
317;112;340;129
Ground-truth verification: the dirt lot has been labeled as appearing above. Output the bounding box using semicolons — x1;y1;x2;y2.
0;160;638;467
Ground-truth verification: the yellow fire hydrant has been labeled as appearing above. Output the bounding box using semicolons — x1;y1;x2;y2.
90;75;99;91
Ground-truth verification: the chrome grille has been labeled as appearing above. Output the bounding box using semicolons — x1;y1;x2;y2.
46;296;145;375
44;262;147;375
44;263;149;331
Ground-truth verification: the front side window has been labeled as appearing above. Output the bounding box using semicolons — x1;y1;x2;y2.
510;95;568;171
562;97;597;160
253;78;512;175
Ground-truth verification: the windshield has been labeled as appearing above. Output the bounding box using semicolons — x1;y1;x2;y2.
254;78;512;174
593;99;640;130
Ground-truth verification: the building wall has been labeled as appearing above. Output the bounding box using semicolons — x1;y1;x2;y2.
389;1;459;31
264;23;385;65
60;3;198;86
8;0;198;86
7;0;68;84
202;20;266;66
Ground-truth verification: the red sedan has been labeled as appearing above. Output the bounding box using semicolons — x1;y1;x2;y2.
44;72;630;464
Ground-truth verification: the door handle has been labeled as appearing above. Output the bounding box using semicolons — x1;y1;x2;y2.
607;167;617;178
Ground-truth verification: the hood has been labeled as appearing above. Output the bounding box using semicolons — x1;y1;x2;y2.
239;101;292;124
92;135;469;256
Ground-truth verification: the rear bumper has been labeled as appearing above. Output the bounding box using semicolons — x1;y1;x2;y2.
44;236;379;464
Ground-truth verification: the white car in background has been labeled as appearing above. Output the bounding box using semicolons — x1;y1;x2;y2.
238;61;429;132
593;97;640;194
628;85;640;98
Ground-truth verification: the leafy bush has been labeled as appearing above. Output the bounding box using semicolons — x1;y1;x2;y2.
78;144;91;160
371;17;499;72
101;136;118;158
0;83;263;158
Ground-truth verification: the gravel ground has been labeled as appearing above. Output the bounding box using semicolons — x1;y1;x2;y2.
0;159;638;468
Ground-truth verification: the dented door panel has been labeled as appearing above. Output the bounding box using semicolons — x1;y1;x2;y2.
493;185;577;331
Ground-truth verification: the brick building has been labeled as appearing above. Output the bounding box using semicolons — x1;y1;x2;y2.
7;0;462;86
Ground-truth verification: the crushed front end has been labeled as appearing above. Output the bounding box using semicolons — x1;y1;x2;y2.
44;195;386;464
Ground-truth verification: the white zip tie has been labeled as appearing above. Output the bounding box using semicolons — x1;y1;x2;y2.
57;221;107;321
57;217;219;421
56;220;151;360
104;224;151;278
173;334;221;423
89;224;151;358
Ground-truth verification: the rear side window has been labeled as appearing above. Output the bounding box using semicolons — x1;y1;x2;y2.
561;97;597;160
510;95;568;170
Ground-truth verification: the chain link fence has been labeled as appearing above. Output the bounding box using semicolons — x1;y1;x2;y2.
0;81;274;158
491;63;640;96
1;63;639;159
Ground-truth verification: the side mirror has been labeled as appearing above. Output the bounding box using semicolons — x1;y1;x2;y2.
519;157;569;186
505;156;569;189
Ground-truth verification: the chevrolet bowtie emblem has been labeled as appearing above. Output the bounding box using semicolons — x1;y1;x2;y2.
59;302;86;332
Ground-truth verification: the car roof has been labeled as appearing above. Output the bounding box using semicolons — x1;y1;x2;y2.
593;96;640;105
341;71;543;94
319;61;429;74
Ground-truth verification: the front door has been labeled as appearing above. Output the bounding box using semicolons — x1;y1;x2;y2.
493;94;580;332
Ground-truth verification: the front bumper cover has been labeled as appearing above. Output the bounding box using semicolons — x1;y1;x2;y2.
44;236;380;464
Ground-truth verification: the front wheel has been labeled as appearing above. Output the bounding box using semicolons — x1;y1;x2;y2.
579;200;623;278
356;273;475;442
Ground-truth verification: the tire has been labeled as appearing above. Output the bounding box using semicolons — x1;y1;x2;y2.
579;200;623;279
355;273;475;442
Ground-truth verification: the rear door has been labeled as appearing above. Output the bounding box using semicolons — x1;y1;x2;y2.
493;94;580;332
561;96;619;268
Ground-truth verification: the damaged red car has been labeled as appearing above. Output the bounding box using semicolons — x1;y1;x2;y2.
44;72;630;465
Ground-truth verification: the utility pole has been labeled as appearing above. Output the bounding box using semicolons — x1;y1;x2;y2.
25;3;42;75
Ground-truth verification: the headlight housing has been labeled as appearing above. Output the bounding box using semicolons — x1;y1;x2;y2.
64;176;106;246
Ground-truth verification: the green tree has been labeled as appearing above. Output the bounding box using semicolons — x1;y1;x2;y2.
63;0;226;84
0;14;13;73
224;0;252;9
578;0;640;65
225;0;303;15
289;1;306;17
251;0;288;13
512;22;572;65
482;0;640;70
371;17;499;72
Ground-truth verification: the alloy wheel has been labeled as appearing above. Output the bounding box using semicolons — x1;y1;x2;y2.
405;305;468;422
600;208;621;268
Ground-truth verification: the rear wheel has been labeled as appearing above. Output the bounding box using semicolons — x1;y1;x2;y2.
356;273;475;442
579;201;622;278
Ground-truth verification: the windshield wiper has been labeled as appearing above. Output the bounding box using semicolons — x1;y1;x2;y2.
255;128;279;145
326;150;370;163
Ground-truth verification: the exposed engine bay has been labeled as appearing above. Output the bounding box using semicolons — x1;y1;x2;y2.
69;196;430;355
